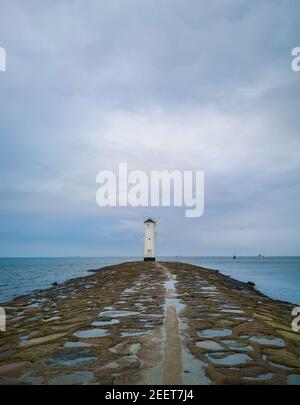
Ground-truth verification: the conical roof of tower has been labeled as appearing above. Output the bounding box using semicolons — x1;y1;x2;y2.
144;218;156;223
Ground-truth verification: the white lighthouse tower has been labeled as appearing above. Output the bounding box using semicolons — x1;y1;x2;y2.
143;218;157;261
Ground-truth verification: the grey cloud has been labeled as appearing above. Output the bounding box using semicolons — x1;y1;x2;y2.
0;0;299;255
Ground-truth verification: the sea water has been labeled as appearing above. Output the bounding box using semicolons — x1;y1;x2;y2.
0;256;299;305
174;256;300;306
0;257;138;303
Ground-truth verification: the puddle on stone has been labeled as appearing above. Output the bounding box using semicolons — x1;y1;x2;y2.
92;319;120;327
200;292;221;296
74;328;109;338
48;371;96;385
139;298;155;303
250;336;285;347
48;356;96;366
42;316;61;323
165;278;177;290
25;315;43;322
100;361;119;369
221;309;244;314
181;344;211;384
129;343;141;356
123;287;136;294
206;352;252;366
47;348;97;366
134;304;146;311
198;328;232;338
221;340;253;352
165;298;185;313
99;310;140;318
243;373;273;381
195;340;223;351
64;341;93;348
121;330;149;337
26;303;40;309
221;304;240;309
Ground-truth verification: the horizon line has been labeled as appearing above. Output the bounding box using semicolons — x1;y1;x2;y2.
0;255;299;259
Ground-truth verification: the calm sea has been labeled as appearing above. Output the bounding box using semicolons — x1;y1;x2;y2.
0;256;299;305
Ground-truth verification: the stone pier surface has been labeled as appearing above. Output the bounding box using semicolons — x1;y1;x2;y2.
0;261;300;385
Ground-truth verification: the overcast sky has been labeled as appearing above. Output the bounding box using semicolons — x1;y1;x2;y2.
0;0;299;257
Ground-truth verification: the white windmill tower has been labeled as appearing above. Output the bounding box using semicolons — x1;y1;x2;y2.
143;218;159;261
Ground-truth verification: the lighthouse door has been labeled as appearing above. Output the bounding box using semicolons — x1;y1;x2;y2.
147;249;152;257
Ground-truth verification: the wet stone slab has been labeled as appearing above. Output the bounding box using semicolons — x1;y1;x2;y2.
250;336;285;347
92;319;120;327
198;328;232;338
47;348;98;367
98;310;140;318
205;352;252;366
73;328;109;338
195;340;224;351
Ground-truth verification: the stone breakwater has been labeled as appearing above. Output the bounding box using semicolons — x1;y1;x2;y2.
0;261;299;385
